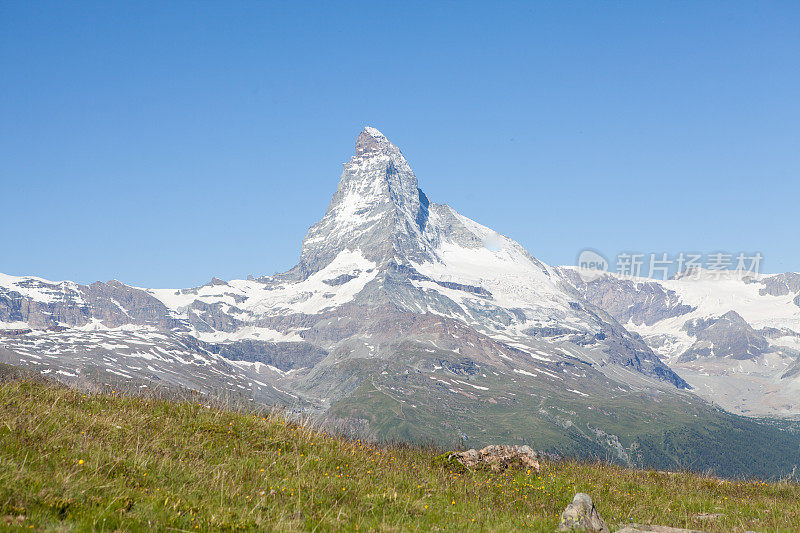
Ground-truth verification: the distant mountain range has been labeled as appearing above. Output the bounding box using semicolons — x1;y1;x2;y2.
560;268;800;418
2;127;799;478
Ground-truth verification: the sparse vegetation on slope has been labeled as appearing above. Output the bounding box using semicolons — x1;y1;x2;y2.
328;360;800;480
0;378;798;532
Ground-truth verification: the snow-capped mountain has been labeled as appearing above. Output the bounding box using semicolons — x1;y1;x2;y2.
0;127;684;393
3;127;800;476
560;268;800;417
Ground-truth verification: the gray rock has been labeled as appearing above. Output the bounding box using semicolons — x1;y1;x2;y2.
557;493;609;532
448;444;540;472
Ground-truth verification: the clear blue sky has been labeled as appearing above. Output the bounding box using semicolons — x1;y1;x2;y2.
1;1;798;287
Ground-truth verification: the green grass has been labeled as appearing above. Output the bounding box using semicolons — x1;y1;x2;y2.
0;378;799;532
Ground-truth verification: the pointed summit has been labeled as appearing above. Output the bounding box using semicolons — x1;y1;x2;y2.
351;126;412;174
294;126;431;278
355;126;392;156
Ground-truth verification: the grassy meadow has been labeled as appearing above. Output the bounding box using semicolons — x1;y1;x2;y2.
0;377;798;532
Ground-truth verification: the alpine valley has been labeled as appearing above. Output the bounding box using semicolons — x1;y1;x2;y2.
3;128;800;478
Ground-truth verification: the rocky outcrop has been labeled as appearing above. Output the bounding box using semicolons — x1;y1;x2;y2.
758;273;800;297
557;493;609;532
447;445;541;473
782;358;800;380
83;280;183;329
186;300;241;333
0;279;89;329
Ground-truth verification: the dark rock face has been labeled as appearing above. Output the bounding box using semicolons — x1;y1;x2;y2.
436;358;481;376
760;327;800;339
678;311;770;362
559;269;695;326
0;280;89;329
0;279;183;331
759;273;800;297
209;340;327;371
83;281;183;330
783;359;800;380
322;274;358;286
187;300;241;333
432;280;492;297
354;128;386;156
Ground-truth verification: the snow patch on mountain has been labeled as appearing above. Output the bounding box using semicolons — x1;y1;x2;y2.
0;273;83;305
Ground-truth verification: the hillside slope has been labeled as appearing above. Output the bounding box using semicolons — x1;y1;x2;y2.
1;376;799;532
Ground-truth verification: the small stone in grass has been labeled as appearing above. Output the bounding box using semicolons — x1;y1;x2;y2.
557;493;609;533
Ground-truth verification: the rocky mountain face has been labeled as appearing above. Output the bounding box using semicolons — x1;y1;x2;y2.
678;311;770;362
292;127;434;278
560;268;800;417
2;127;800;477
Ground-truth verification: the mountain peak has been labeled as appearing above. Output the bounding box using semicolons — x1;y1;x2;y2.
354;126;405;162
355;126;388;155
294;126;429;278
